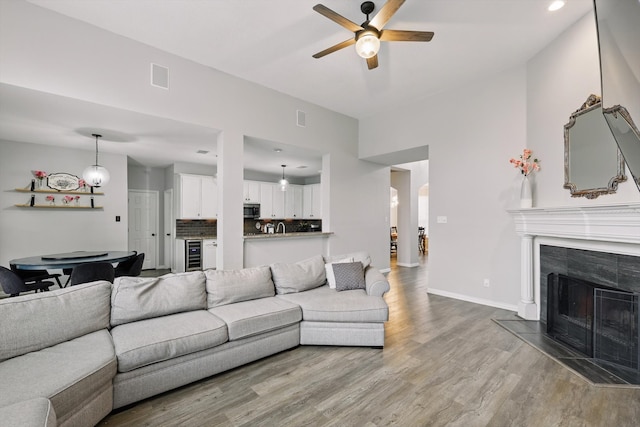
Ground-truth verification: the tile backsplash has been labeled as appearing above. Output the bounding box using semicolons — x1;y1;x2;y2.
176;219;217;238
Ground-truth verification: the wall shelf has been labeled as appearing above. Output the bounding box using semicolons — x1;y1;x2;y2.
15;204;103;209
15;188;104;195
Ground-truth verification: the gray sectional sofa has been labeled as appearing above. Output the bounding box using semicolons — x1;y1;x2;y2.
0;252;389;427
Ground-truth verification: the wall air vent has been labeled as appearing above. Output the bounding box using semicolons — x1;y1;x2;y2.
151;63;169;89
296;110;306;127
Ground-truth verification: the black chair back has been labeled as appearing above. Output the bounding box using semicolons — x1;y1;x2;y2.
69;262;115;286
115;253;145;278
10;264;62;287
1;266;52;297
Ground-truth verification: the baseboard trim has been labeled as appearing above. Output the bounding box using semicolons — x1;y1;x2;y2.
379;268;391;274
396;262;419;267
427;288;518;312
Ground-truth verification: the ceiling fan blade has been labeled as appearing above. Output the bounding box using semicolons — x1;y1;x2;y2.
313;4;363;33
366;55;379;70
380;30;434;42
369;0;406;30
312;38;356;59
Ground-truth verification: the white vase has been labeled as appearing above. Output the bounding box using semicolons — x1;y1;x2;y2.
520;175;533;208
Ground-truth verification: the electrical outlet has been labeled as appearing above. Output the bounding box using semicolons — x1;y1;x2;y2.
483;279;490;288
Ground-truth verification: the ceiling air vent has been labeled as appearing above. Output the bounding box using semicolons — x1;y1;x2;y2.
296;110;306;127
151;63;169;89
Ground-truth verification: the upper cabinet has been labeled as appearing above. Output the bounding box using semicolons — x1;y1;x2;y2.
252;180;321;220
177;174;217;219
303;184;321;219
243;180;261;204
285;184;303;219
259;182;285;219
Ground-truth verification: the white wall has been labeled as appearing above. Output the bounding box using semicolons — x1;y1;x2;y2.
0;140;128;268
527;11;640;207
0;1;390;270
359;11;640;312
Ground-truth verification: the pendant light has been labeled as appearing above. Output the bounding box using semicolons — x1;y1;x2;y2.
83;133;110;187
279;165;289;191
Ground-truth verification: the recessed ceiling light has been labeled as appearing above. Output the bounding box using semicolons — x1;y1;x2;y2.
196;150;209;154
548;1;565;11
296;165;308;169
274;148;283;153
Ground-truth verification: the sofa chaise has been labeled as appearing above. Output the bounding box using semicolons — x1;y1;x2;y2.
0;252;389;427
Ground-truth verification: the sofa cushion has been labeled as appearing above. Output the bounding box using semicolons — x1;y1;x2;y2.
277;285;388;323
0;281;112;362
205;266;275;308
110;310;228;372
325;257;354;289
111;271;206;327
209;297;301;340
324;251;371;269
0;330;116;422
0;397;57;427
270;255;326;294
333;261;366;291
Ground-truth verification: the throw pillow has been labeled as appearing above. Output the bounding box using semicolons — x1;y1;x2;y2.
270;254;326;294
324;251;371;269
333;261;366;292
325;257;354;289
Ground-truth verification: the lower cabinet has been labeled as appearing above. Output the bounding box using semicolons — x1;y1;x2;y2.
203;239;217;270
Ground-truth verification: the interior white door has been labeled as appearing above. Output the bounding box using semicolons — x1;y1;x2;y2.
128;190;158;270
163;189;173;270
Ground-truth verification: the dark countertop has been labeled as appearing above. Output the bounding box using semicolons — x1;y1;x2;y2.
176;235;217;240
243;232;333;240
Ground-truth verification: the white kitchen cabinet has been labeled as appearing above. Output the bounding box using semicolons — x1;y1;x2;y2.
243;180;261;204
260;183;285;219
177;174;217;219
285;184;303;219
203;239;217;270
303;183;322;219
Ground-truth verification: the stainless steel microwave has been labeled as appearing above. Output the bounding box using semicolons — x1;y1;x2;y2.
243;204;260;219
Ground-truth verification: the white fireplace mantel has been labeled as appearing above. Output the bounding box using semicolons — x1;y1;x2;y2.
508;203;640;319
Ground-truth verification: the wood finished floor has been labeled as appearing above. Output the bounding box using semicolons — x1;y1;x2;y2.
100;256;640;426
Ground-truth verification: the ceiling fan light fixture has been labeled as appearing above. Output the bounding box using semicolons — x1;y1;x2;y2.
355;31;380;59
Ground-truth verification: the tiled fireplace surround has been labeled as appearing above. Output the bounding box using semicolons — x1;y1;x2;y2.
509;203;640;322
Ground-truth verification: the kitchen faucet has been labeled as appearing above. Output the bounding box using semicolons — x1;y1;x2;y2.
276;222;286;234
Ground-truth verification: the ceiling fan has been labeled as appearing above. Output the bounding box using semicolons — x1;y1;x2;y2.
312;0;434;70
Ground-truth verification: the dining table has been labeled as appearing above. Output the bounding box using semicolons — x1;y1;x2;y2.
10;250;136;270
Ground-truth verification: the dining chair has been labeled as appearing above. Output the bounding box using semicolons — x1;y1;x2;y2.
10;264;63;288
0;266;54;297
69;262;115;286
114;253;145;278
390;226;398;252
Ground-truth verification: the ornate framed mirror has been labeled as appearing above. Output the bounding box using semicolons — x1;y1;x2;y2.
563;95;627;199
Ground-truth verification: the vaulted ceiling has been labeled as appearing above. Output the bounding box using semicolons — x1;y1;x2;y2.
2;1;593;172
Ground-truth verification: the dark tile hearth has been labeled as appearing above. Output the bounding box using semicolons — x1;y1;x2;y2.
494;319;640;387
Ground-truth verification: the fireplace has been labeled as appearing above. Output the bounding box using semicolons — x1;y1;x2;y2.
547;273;639;371
508;203;640;383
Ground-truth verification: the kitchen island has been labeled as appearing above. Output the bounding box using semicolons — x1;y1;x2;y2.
243;232;333;267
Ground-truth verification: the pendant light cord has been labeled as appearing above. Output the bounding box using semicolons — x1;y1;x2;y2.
93;133;102;166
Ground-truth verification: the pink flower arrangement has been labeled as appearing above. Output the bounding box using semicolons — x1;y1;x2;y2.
32;170;47;180
509;149;540;176
46;195;55;204
63;195;75;204
78;179;86;188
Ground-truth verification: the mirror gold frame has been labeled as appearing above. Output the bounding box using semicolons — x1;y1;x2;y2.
563;95;627;199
